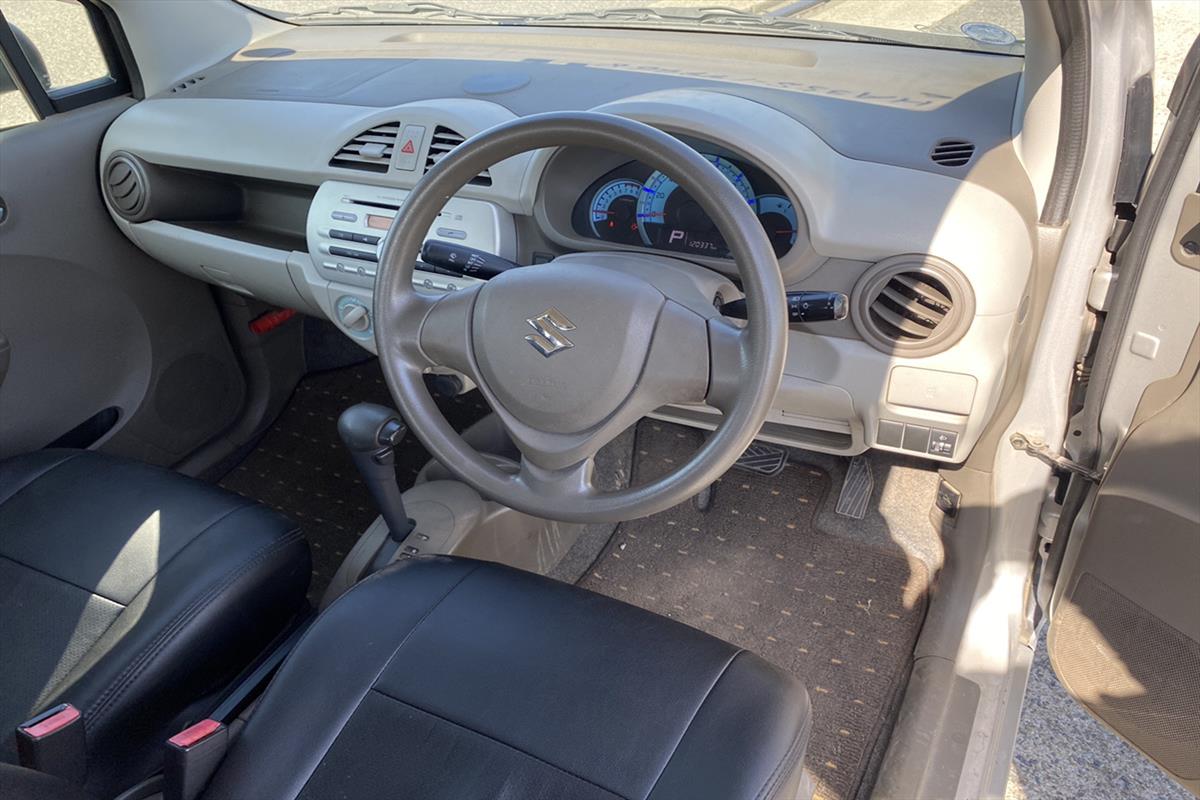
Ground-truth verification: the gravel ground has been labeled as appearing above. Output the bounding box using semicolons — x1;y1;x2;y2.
1006;644;1192;800
0;2;1196;798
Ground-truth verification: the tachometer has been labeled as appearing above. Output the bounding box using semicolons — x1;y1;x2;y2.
637;155;756;254
755;194;799;257
588;178;643;244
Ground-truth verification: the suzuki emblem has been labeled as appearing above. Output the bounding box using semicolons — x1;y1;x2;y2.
524;308;576;357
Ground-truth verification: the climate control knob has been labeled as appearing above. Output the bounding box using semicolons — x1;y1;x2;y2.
335;296;371;335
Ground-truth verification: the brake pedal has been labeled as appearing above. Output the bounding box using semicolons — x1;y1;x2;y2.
835;454;873;519
734;442;788;476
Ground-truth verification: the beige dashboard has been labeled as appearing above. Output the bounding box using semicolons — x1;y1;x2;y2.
97;25;1037;464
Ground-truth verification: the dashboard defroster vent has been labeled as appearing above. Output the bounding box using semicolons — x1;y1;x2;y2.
424;126;493;186
852;255;974;356
103;154;148;220
930;139;976;167
330;123;400;173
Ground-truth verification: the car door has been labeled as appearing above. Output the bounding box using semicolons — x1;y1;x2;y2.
1044;35;1200;795
0;0;244;465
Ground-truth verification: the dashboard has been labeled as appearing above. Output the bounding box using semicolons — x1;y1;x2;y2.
95;23;1037;466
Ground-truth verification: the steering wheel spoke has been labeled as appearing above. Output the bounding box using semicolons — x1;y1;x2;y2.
408;284;480;378
517;453;598;504
705;318;753;414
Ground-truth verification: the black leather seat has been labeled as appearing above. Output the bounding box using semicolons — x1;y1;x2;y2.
203;556;812;800
0;449;311;796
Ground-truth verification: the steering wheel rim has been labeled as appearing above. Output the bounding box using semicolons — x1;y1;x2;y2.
374;111;787;523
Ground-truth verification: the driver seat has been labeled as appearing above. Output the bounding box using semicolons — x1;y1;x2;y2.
202;556;812;800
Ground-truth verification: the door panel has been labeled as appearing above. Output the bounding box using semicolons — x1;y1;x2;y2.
0;97;245;464
1048;336;1200;787
1047;36;1200;794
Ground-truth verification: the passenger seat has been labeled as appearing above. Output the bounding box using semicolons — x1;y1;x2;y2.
0;449;310;796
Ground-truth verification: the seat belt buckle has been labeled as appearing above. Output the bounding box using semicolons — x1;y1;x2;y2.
16;702;86;784
165;719;228;800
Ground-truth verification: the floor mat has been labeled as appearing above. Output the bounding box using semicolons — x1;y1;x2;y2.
219;360;490;601
578;422;929;800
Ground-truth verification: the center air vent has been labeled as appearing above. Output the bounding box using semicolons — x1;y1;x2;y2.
930;139;976;167
424;126;493;186
330;123;400;173
851;255;974;356
103;153;149;220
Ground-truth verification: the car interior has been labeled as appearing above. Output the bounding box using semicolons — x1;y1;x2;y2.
0;1;1197;799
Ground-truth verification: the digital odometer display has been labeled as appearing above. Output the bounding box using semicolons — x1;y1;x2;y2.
650;225;727;256
570;149;798;259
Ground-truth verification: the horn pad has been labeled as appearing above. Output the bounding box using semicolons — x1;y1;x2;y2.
471;263;664;433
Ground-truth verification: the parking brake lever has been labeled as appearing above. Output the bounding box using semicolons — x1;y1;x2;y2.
719;291;848;323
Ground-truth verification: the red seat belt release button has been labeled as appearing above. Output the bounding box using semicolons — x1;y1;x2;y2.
165;719;228;800
16;703;86;784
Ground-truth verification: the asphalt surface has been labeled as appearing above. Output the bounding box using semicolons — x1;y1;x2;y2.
0;2;1197;798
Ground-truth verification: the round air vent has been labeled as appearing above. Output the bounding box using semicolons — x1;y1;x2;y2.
851;255;974;356
103;153;149;221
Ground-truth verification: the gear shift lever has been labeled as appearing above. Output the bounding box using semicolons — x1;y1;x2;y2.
337;403;416;544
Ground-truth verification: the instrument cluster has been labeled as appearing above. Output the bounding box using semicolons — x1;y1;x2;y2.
569;153;798;259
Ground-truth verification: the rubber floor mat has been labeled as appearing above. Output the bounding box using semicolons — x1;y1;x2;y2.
219;360;490;602
578;421;929;800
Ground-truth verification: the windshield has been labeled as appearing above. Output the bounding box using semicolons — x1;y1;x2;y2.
242;1;1025;56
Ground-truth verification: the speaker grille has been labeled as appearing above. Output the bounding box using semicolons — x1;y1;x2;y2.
1052;573;1200;780
103;155;147;219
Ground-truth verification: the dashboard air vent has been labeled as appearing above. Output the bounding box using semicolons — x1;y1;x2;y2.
930;139;976;167
852;255;974;356
169;75;205;93
103;154;148;220
424;126;492;186
330;123;400;173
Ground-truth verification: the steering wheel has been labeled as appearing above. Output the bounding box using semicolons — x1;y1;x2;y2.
374;112;787;523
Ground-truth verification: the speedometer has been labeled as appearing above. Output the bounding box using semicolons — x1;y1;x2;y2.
637;155;756;255
588;178;643;244
755;194;798;257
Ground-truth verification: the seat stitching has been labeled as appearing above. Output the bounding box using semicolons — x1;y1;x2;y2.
752;704;811;800
0;554;127;607
642;647;744;800
289;561;484;800
124;501;258;601
84;528;301;725
83;529;303;728
0;451;84;510
369;687;628;800
84;528;302;726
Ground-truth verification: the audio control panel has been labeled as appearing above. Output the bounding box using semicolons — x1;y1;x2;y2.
302;180;517;353
306;180;517;293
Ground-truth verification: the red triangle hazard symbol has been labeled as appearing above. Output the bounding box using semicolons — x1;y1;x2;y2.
400;139;415;154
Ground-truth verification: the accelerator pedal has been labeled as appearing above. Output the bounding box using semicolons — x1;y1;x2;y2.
835;454;874;519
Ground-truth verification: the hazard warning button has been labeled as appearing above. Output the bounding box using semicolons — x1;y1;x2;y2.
394;124;426;171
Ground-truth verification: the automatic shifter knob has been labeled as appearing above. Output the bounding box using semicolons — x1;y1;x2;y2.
337;403;415;543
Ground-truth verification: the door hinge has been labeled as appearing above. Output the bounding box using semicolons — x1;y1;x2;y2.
1009;433;1105;482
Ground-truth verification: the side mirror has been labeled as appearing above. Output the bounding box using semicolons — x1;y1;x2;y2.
0;22;51;94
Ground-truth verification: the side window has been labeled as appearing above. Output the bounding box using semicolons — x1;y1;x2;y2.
0;58;35;129
0;0;130;130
